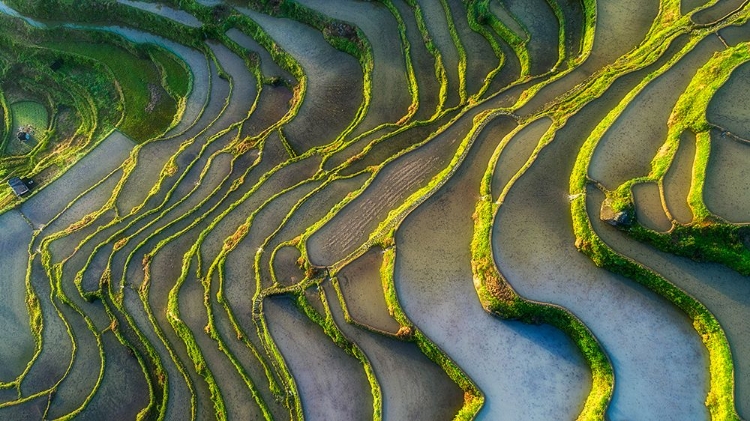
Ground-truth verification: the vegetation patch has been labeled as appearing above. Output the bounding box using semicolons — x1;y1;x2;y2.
0;1;748;420
45;40;180;142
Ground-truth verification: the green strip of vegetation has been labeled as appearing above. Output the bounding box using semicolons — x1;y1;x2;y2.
471;117;613;420
44;40;179;142
567;16;749;421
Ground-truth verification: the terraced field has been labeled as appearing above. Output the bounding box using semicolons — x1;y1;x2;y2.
0;0;748;420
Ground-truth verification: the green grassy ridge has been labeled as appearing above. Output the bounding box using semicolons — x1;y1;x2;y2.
298;115;486;270
544;0;568;69
380;0;430;122
464;1;508;99
365;108;501;249
0;1;310;416
100;285;172;420
147;45;192;132
640;30;750;197
390;0;456;120
128;152;280;418
98;297;161;421
296;286;383;421
327;273;402;338
598;38;750;285
470;0;531;78
42;172;125;300
277;128;297;159
569;195;740;420
148;45;192;100
5;0;206;52
488;0;531;42
0;241;44;393
200;269;275;421
247;236;307;418
566;9;749;419
13;1;576;418
41;251;110;420
13;256;83;415
438;0;469;103
535;2;700;124
166;254;228;420
0;89;14;153
215;262;285;403
0;33;108;200
4;0;116;23
255;296;303;419
625;222;750;275
0;260;76;413
257;172;390;342
378;243;483;421
469;116;613;420
688;130;712;220
298;116;467;274
405;0;451;116
321;106;459;174
258;171;371;286
25;28;250;416
139;258;200;421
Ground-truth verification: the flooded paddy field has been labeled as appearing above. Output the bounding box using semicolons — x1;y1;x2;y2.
0;0;748;420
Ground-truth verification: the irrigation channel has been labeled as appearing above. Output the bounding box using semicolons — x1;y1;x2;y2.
0;0;748;420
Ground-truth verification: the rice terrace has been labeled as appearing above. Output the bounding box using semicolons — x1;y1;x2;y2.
0;0;748;419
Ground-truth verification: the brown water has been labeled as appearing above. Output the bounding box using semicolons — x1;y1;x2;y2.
692;0;746;24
